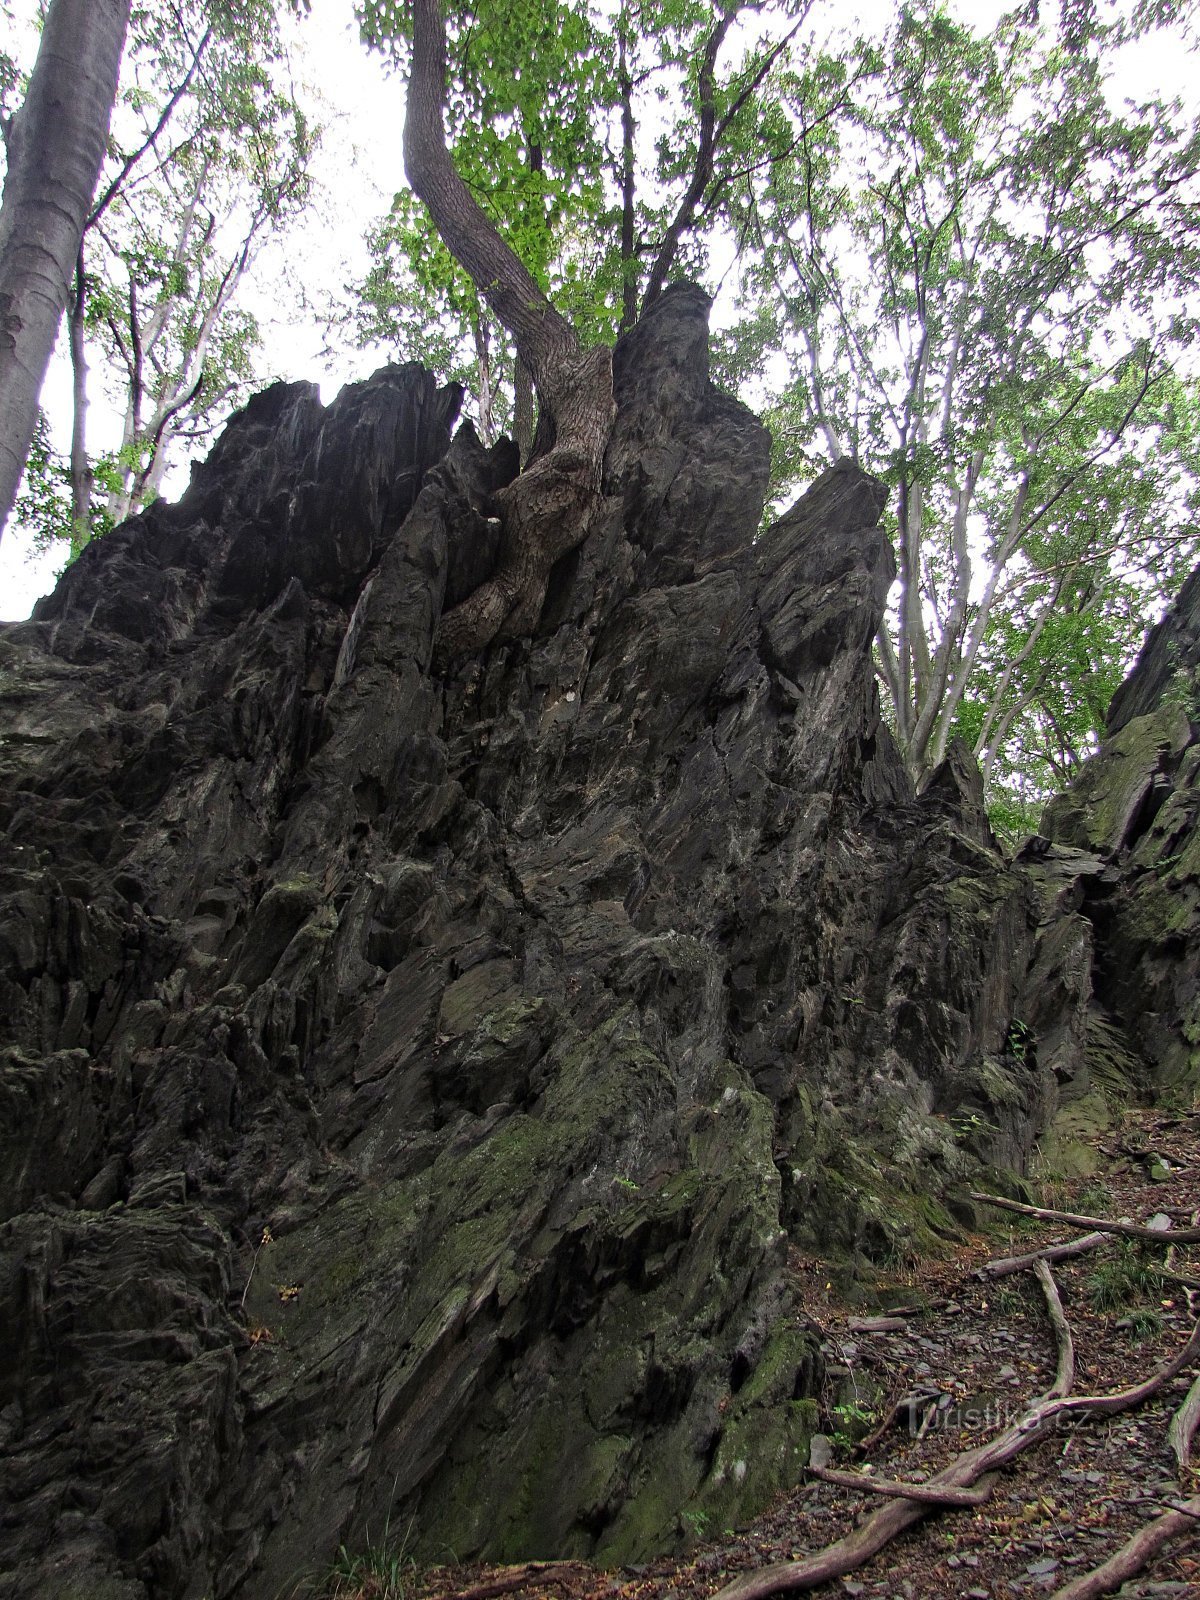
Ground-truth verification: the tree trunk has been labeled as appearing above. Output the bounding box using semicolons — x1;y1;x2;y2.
618;14;639;333
404;0;614;668
0;0;131;542
513;356;534;463
68;249;93;555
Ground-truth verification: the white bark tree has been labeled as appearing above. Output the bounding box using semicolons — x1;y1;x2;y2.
0;0;131;542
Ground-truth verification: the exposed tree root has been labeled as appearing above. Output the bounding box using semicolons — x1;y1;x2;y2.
971;1191;1200;1243
979;1232;1110;1278
403;0;614;670
710;1255;1200;1600
807;1465;997;1507
1048;1495;1200;1599
1168;1369;1200;1469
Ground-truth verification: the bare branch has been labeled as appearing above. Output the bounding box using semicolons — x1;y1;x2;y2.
89;23;213;227
978;1232;1111;1279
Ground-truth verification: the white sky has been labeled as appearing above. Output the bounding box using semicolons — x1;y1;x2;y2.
0;0;1193;620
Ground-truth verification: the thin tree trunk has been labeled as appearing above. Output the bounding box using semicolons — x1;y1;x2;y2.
618;14;638;332
0;0;131;541
68;248;93;554
472;312;496;445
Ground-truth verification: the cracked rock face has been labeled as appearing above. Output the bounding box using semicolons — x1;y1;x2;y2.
1;283;1193;1599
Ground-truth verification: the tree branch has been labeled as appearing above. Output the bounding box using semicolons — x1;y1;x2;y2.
89;23;213;227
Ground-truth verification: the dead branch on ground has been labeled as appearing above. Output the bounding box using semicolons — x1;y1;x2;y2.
711;1279;1200;1600
1034;1258;1074;1397
427;1563;588;1600
979;1231;1110;1278
971;1191;1200;1243
1168;1369;1200;1469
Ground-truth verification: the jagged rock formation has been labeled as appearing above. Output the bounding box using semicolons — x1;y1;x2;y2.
1035;565;1200;1101
0;284;1197;1600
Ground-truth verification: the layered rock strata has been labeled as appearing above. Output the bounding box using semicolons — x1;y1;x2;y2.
1;284;1195;1599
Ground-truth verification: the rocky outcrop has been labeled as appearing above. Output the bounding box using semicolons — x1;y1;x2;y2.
0;284;1193;1600
1036;566;1200;1098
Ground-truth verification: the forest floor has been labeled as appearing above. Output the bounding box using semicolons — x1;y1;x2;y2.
327;1104;1200;1600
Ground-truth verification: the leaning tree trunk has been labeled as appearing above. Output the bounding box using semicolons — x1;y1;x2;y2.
0;0;131;543
403;0;615;668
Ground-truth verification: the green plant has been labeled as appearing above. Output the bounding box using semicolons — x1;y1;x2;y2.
1087;1242;1162;1314
1006;1020;1033;1063
326;1514;415;1600
830;1399;876;1449
1125;1307;1163;1343
950;1109;1000;1142
680;1507;710;1540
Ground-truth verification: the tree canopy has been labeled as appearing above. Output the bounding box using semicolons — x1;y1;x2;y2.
356;0;1200;814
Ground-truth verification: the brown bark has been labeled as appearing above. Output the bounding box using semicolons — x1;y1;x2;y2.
807;1465;997;1507
1167;1369;1200;1469
1034;1258;1075;1397
1049;1495;1200;1599
979;1231;1111;1278
0;0;131;541
404;0;614;667
971;1191;1200;1243
513;356;534;463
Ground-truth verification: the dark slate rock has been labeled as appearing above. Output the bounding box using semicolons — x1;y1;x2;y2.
0;284;1192;1599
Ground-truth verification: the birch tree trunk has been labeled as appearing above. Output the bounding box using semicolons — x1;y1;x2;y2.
0;0;131;541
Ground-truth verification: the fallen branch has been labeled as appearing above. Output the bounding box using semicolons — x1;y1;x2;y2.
971;1191;1200;1244
1160;1266;1200;1288
1167;1369;1200;1469
711;1305;1200;1600
427;1563;587;1600
808;1465;996;1507
979;1232;1110;1279
1049;1494;1200;1599
1034;1259;1074;1398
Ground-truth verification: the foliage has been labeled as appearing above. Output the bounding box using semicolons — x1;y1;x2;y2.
74;0;317;534
14;412;77;556
722;1;1200;789
3;0;319;554
326;1514;415;1600
355;0;618;443
353;0;815;440
829;1398;876;1449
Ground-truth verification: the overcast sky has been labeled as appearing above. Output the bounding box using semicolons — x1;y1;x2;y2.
0;0;1192;620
